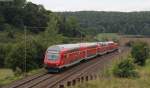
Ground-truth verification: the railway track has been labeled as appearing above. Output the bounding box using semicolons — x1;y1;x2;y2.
3;47;129;88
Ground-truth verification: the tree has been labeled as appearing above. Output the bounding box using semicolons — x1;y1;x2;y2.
131;41;150;66
3;24;15;38
39;14;64;47
65;16;81;37
0;0;26;27
23;2;49;32
0;14;5;31
57;16;66;35
13;0;26;8
5;40;44;72
142;24;150;35
0;0;50;32
0;44;6;68
112;59;137;78
59;11;150;35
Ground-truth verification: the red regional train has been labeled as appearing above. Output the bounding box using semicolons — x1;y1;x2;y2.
44;41;119;72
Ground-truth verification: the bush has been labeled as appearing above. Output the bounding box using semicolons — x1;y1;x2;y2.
32;40;46;68
112;59;137;78
125;40;134;47
131;41;150;66
5;40;45;72
0;44;6;68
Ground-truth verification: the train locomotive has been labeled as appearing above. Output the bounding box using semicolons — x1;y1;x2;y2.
44;41;119;72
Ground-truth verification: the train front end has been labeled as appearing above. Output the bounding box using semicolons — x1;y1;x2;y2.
44;46;62;72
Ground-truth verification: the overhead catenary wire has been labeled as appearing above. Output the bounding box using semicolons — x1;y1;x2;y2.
23;26;47;76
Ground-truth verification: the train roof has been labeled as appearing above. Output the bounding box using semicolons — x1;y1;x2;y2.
47;44;80;52
98;41;114;45
47;43;97;52
79;43;97;47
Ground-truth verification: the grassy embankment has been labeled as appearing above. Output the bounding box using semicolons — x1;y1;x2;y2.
0;68;44;86
72;59;150;88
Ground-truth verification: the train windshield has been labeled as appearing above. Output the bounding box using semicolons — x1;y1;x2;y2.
47;51;59;60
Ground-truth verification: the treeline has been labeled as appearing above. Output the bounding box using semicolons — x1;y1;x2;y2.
59;11;150;35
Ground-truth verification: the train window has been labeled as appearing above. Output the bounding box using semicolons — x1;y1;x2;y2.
101;43;105;46
47;53;59;60
82;51;85;54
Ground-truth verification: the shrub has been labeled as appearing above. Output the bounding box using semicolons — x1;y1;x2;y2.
32;40;46;68
14;67;22;76
5;40;45;72
112;59;137;78
0;44;6;68
125;40;134;47
131;41;150;66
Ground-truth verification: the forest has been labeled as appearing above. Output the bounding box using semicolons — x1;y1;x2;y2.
0;0;150;73
59;11;150;36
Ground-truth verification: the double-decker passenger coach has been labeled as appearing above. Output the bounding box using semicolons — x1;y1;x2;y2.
44;41;119;72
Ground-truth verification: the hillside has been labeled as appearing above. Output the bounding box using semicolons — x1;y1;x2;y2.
59;11;150;35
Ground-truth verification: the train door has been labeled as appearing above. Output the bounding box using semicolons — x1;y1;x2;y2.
98;46;104;54
86;46;97;58
62;54;68;65
79;50;86;59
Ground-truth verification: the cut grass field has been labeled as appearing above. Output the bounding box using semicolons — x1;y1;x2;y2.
72;59;150;88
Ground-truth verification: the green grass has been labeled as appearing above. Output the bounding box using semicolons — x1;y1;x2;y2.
72;59;150;88
0;69;22;86
73;76;150;88
0;68;44;86
0;69;14;80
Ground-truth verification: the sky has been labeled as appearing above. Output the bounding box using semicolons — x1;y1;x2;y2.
28;0;150;12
